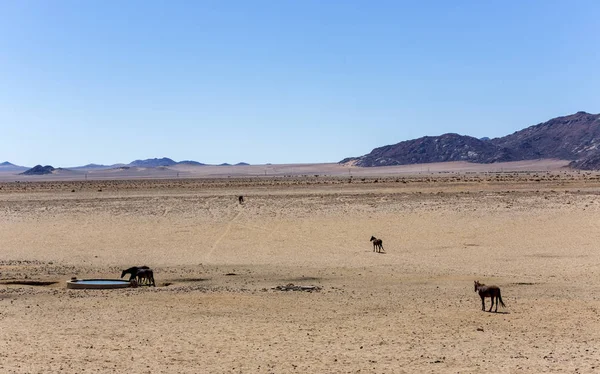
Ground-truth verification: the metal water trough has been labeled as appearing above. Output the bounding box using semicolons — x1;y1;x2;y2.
66;278;132;289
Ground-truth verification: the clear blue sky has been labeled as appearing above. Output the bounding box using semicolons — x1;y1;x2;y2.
1;1;598;167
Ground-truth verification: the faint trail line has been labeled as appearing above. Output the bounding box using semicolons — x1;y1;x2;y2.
205;197;220;220
206;208;243;261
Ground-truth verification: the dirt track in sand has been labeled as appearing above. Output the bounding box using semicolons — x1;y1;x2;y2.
1;172;600;373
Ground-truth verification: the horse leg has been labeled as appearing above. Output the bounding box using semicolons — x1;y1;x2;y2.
488;296;494;312
481;295;485;311
494;296;499;312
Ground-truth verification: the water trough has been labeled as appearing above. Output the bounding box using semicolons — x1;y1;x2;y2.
66;278;132;289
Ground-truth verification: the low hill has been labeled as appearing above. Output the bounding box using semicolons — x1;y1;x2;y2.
129;158;177;167
177;160;206;166
70;163;115;170
20;165;55;175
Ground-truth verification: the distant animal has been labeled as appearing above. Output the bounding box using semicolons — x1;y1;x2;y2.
238;195;244;204
370;236;384;253
474;280;506;312
136;268;155;287
121;266;150;282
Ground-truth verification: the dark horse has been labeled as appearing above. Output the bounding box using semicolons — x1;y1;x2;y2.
238;195;245;204
121;266;150;281
474;280;506;312
136;268;156;287
370;236;384;253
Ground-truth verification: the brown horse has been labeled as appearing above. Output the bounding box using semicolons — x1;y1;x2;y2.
474;280;505;312
121;266;150;281
136;268;156;287
238;195;244;204
370;236;384;253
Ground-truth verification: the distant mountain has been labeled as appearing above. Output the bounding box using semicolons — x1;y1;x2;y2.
235;162;250;166
66;158;209;169
177;160;206;166
341;111;600;169
20;165;55;175
70;163;116;170
129;157;177;167
0;161;28;172
219;163;232;166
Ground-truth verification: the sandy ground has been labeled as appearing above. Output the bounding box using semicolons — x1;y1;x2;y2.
1;170;600;373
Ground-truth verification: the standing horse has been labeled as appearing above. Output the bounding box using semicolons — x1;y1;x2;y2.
474;280;506;312
370;236;384;253
238;195;244;204
136;268;156;287
121;266;150;281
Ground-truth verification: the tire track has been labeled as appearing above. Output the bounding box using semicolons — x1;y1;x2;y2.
205;207;243;261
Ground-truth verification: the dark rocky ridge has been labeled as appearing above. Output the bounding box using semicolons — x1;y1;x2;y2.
20;165;56;175
129;157;177;167
177;160;206;166
341;112;600;169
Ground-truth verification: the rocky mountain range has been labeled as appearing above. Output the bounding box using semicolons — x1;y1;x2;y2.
341;111;600;169
10;158;250;175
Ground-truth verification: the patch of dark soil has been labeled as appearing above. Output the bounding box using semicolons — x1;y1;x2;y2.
174;278;209;282
0;280;58;286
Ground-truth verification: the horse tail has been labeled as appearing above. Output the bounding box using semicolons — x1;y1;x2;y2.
498;290;506;308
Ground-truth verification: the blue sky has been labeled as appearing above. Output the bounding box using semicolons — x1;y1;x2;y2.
1;1;598;167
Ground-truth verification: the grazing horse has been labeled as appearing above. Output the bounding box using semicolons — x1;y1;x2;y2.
474;280;506;312
370;236;384;253
121;266;150;281
238;195;244;204
136;268;155;287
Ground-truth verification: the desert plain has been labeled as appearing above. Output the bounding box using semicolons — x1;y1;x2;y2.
1;162;600;373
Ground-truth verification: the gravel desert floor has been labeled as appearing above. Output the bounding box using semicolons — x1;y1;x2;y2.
1;171;600;373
